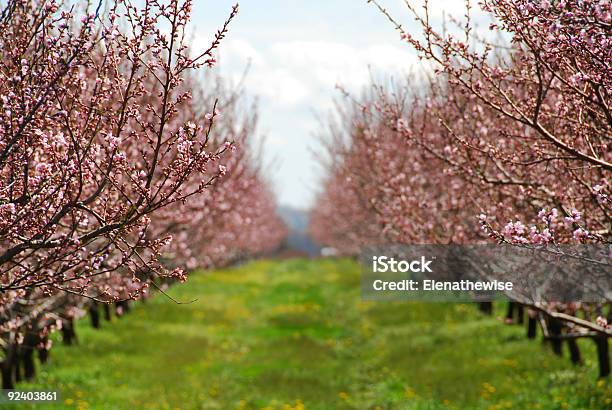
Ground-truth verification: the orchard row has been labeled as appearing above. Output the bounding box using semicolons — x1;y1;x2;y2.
0;0;285;387
310;0;611;376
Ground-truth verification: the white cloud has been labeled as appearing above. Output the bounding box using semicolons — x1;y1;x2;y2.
222;37;265;66
214;38;417;109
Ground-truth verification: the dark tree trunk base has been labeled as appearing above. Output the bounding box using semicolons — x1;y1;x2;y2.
1;343;16;390
567;339;582;365
38;335;50;364
527;316;537;339
506;302;515;322
104;304;112;321
90;304;101;329
13;345;22;383
516;305;524;324
21;331;38;380
1;360;14;389
38;347;49;365
478;302;493;315
594;335;610;378
61;318;77;345
548;318;563;356
22;350;35;380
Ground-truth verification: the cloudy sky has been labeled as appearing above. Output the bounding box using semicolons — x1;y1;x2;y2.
189;0;484;209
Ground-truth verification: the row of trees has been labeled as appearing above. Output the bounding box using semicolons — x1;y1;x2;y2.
0;0;285;387
311;0;610;375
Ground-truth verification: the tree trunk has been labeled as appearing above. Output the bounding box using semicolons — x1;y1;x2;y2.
516;304;524;324
478;301;493;315
1;359;13;389
38;347;49;365
594;335;610;378
90;303;101;329
527;316;537;339
61;318;77;345
506;302;515;322
21;332;38;380
1;342;16;389
37;335;49;364
548;318;563;356
103;304;112;321
567;338;582;365
12;344;22;383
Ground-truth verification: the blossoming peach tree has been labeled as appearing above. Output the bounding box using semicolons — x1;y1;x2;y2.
312;0;610;376
0;0;285;387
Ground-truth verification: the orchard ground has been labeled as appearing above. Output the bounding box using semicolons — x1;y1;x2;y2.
19;259;611;409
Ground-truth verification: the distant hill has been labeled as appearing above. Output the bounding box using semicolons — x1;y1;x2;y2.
278;206;321;257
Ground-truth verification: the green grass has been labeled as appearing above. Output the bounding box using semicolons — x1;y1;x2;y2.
15;258;611;409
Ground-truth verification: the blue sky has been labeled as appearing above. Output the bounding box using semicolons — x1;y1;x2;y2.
189;1;482;209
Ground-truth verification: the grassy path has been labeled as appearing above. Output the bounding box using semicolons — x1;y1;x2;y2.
20;259;610;409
